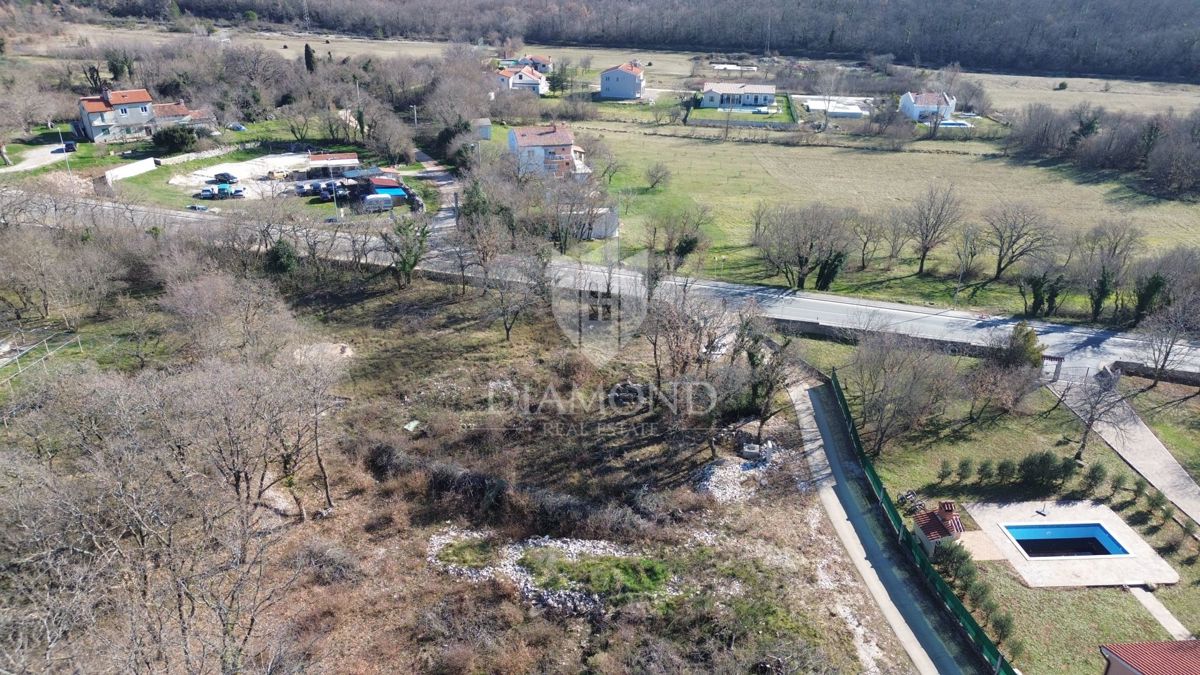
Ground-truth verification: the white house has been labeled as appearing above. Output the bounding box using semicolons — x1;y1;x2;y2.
600;62;645;100
77;89;156;143
517;54;554;74
900;91;957;122
699;82;776;109
497;66;549;96
508;124;590;179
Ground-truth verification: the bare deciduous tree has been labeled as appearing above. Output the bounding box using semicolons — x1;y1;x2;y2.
984;202;1055;280
904;184;964;275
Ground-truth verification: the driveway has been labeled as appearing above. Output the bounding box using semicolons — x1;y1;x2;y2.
0;143;70;174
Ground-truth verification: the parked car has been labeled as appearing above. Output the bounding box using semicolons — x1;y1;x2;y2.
232;187;246;198
63;141;77;153
213;172;239;184
199;187;216;199
217;183;232;199
319;186;349;202
266;169;289;180
187;204;210;212
227;123;247;132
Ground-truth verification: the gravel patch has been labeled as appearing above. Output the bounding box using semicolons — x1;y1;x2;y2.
695;442;796;503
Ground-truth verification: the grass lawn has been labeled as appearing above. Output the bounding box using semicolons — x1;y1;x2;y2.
979;562;1171;674
1121;378;1200;483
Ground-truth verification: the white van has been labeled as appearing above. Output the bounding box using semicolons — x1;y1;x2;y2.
361;194;394;213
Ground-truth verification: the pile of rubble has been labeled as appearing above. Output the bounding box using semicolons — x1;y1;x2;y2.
695;439;785;503
426;526;636;615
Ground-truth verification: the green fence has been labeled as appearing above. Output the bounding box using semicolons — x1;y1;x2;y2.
829;368;1016;675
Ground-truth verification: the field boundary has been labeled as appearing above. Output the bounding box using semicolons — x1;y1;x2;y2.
828;367;1018;675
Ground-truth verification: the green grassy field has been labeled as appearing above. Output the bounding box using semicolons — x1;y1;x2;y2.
687;95;796;124
1122;378;1200;483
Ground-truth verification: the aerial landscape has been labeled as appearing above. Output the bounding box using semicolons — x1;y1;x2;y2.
1;1;1200;673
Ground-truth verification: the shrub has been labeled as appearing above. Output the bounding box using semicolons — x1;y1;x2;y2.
1147;490;1167;511
1055;81;1069;90
996;459;1017;483
980;597;1000;621
977;460;995;483
266;237;299;275
1133;477;1149;500
938;459;953;482
1082;463;1108;494
955;560;979;589
993;612;1015;643
1162;504;1176;524
933;541;972;577
1058;456;1079;485
288;539;362;585
1008;639;1026;662
1018;451;1060;491
1184;519;1198;538
152;125;197;153
966;580;993;607
957;458;975;482
1110;473;1128;497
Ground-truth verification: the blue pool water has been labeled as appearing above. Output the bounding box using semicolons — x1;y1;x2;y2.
1004;523;1128;557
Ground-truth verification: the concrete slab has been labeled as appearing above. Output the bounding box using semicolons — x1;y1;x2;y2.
965;501;1178;588
958;531;1005;561
1129;587;1193;640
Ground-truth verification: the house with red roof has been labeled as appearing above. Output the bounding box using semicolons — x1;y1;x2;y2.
913;500;966;555
1100;640;1200;674
600;62;645;100
508;124;590;179
900;91;957;122
497;66;549;96
517;54;554;74
78;89;155;143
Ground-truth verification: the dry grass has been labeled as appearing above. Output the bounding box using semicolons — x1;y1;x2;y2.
964;72;1200;115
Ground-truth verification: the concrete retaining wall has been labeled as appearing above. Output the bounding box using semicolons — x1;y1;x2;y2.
1112;360;1200;387
158;142;259;166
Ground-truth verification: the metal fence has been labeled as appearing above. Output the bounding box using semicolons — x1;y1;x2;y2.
829;368;1016;675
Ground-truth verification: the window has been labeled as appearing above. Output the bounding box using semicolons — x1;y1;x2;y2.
118;107;128;116
140;106;148;113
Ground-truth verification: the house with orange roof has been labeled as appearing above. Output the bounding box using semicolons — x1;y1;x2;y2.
1100;640;1200;674
600;62;645;100
497;66;549;96
78;89;155;143
508;124;590;179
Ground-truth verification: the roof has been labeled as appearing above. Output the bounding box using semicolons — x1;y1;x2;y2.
499;66;545;81
604;62;644;76
907;91;953;106
152;102;190;118
511;124;575;148
106;89;153;105
80;97;111;114
1101;641;1200;675
309;152;359;166
938;501;965;534
702;82;776;95
913;511;954;542
522;54;552;64
368;176;401;188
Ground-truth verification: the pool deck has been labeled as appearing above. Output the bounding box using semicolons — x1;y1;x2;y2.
964;501;1178;588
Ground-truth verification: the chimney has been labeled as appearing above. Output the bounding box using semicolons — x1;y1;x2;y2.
101;88;112;104
937;501;965;535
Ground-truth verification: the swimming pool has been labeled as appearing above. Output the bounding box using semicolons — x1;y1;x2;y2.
1003;522;1130;558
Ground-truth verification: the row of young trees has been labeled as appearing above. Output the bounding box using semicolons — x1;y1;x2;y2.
1008;104;1200;197
750;183;1200;326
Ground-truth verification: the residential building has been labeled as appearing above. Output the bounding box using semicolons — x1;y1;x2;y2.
497;66;549;96
1099;640;1200;674
699;82;776;109
912;501;965;555
77;89;155;143
900;91;957;122
517;54;554;74
600;62;645;100
508;124;590;179
152;101;216;131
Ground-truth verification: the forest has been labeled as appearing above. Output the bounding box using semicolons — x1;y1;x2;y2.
76;0;1200;79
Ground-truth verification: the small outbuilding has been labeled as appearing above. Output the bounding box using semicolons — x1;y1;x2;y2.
912;501;965;555
472;118;493;140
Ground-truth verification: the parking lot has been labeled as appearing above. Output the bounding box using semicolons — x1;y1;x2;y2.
167;152;311;200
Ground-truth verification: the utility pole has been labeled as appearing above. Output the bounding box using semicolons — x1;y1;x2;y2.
411;105;418;126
